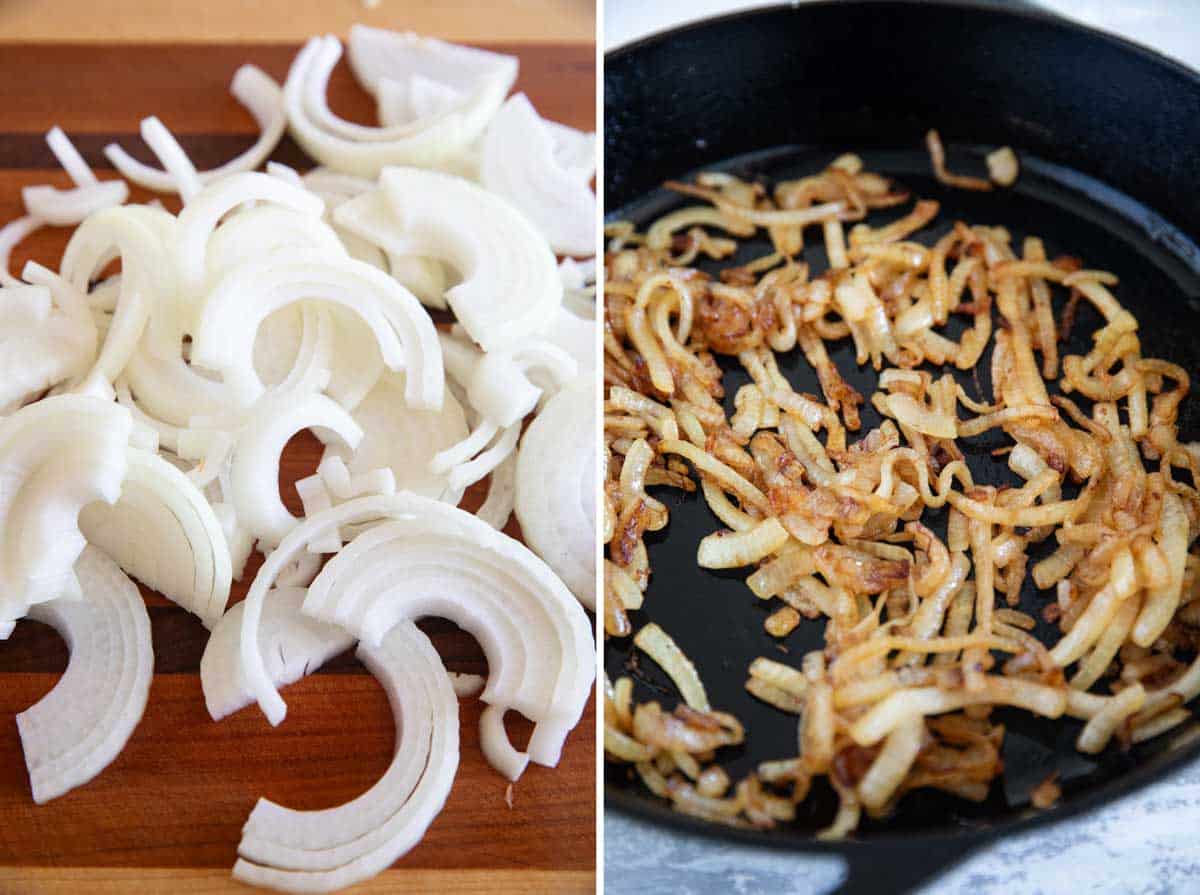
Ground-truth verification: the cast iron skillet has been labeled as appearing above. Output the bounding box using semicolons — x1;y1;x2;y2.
604;2;1200;892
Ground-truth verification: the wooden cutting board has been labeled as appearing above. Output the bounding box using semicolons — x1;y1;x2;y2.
0;6;596;894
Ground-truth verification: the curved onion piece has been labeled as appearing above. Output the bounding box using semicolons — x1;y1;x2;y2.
22;181;129;227
191;251;442;409
387;254;447;309
296;456;396;554
124;335;235;426
544;119;596;180
347;25;517;134
476;451;516;531
375;74;463;128
239;493;594;767
233;622;458;893
60;205;176;381
481;93;595;256
200;585;353;721
0;284;95;409
363;167;562;353
515;381;596;609
0;216;45;288
301;497;593;769
283;38;464;178
230;391;363;549
105;66;286;194
175;172;325;296
323;372;468;503
205;204;348;289
17;547;152;804
0;396;132;631
466;340;577;429
253;304;336;392
80;446;232;626
46;126;97;187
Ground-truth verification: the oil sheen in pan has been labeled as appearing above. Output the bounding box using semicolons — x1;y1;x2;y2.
604;144;1200;838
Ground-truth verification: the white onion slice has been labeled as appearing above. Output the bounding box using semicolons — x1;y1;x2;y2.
0;396;132;630
360;167;562;353
515;381;596;610
233;621;458;893
481;93;596;257
46;126;97;187
300;497;593;768
544;119;596;180
476;451;516;531
17;547;152;804
0;215;44;289
284;38;465;178
191;250;442;410
175;172;325;297
80;446;232;626
200;585;353;721
205;204;348;290
104;66;286;195
323;372;468;503
22;181;129;227
0;283;94;409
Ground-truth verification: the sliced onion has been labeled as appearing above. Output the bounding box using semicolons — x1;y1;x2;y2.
322;372;468;503
190;250;442;410
365;167;563;353
0;216;45;288
515;381;596;609
476;451;516;531
0;283;94;409
105;66;285;194
481;93;595;256
299;494;593;768
233;621;458;893
0;396;132;631
80;446;232;626
17;546;152;804
22;181;128;227
200;584;353;721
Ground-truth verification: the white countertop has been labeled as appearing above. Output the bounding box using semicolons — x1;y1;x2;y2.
603;2;1200;892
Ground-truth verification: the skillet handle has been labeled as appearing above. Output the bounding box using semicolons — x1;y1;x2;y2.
831;835;983;895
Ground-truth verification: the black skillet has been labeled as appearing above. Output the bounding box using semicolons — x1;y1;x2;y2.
604;2;1200;892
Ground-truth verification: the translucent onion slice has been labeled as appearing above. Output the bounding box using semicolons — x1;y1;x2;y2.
322;372;468;503
481;93;595;256
80;446;233;626
190;250;442;409
17;547;152;804
200;585;353;721
301;497;593;769
0;283;94;409
284;38;466;178
0;396;132;632
515;381;596;609
233;621;458;893
366;167;563;353
104;66;286;194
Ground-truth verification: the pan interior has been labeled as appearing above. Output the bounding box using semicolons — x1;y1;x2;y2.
604;143;1200;841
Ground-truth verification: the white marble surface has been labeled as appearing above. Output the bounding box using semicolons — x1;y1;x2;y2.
603;2;1200;892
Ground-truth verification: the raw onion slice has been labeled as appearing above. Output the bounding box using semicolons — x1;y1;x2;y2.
375;74;464;128
284;38;465;178
544;119;596;180
322;372;468;503
200;585;353;721
175;172;325;297
205;204;348;290
475;451;516;531
17;546;152;804
80;446;232;626
481;93;595;256
233;621;458;893
253;304;335;392
347;25;517;134
0;395;132;631
296;456;396;554
0;283;94;409
22;181;129;227
326;190;451;309
515;381;596;610
365;167;562;353
46;126;97;187
190;250;442;410
466;340;577;429
0;216;44;288
301;496;593;768
105;66;286;194
60;205;175;381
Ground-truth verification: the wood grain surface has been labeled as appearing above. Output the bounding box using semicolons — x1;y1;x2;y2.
0;14;596;895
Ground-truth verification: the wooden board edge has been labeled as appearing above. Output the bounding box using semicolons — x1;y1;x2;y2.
0;867;595;894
